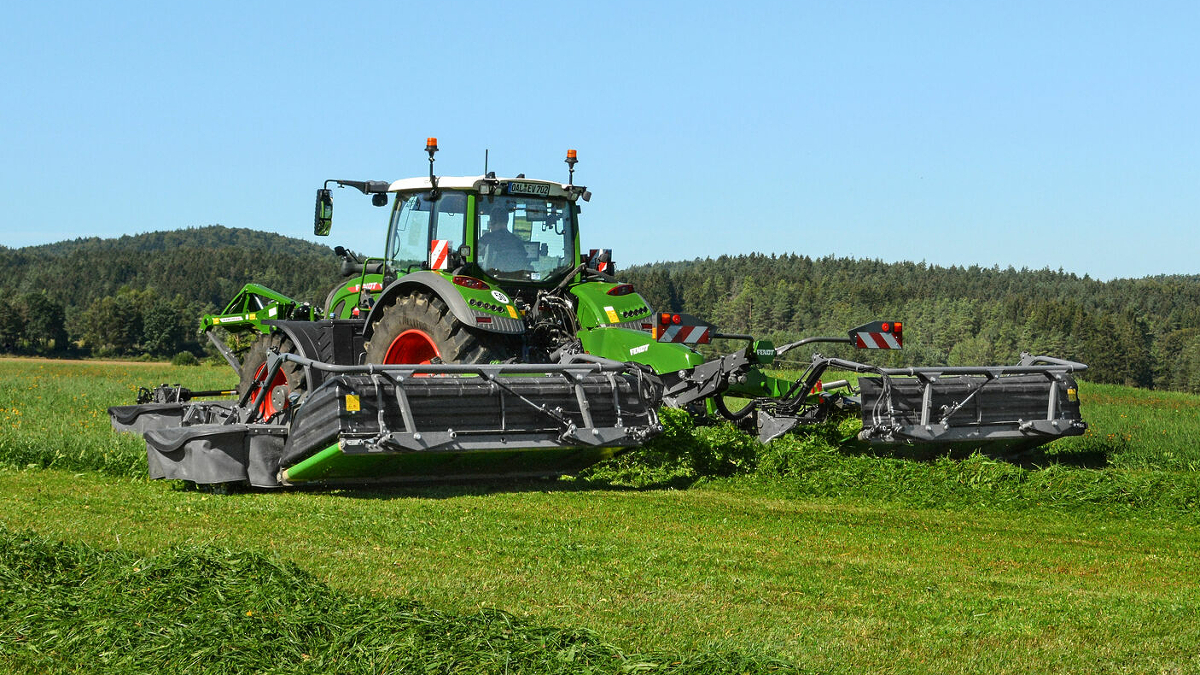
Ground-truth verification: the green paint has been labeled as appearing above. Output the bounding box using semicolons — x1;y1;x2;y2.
323;273;387;319
281;442;620;484
577;326;705;374
568;282;652;329
464;194;477;254
200;283;318;335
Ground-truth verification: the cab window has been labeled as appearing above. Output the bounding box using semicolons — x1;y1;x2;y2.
386;192;467;272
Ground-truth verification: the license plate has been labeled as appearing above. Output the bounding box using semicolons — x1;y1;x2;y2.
506;181;551;196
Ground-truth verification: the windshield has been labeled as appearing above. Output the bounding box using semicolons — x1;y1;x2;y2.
385;192;467;273
477;194;575;283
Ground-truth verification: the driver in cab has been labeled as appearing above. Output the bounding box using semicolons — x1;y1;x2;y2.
479;203;528;270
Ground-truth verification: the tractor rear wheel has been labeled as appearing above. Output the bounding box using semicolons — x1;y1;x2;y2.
238;332;306;419
364;291;514;365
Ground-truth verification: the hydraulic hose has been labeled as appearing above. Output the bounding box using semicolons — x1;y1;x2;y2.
713;395;756;421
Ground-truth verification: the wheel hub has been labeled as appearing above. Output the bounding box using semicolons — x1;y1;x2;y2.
384;329;442;364
250;364;289;417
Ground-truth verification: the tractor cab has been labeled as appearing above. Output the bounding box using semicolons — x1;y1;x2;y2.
382;175;584;291
312;141;674;369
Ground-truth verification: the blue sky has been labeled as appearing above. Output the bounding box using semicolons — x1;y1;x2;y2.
3;1;1197;280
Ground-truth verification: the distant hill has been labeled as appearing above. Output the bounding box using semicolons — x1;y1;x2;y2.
15;225;333;259
0;226;339;311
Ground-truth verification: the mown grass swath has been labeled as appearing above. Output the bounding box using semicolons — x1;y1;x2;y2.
0;526;795;674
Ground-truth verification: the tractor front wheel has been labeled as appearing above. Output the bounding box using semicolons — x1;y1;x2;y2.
364;292;514;365
238;332;306;419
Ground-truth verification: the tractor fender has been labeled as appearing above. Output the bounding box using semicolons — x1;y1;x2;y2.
362;271;524;341
260;319;365;392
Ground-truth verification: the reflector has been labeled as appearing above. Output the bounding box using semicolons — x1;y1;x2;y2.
453;276;490;290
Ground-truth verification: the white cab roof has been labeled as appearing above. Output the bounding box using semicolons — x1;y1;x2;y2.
387;175;576;198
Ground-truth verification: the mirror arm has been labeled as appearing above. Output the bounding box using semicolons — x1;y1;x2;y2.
324;179;390;195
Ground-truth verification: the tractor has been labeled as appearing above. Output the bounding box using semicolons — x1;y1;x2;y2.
110;140;1087;488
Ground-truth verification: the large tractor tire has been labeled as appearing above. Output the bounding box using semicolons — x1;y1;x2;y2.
364;291;514;365
238;332;306;419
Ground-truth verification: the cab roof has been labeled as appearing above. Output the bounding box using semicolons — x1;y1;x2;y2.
387;175;578;199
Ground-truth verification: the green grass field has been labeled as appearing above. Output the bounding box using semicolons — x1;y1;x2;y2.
1;358;1199;674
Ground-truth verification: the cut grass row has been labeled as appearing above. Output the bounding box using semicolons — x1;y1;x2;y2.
2;469;1197;674
0;525;794;675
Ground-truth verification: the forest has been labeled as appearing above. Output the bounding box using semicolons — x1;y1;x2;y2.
0;226;337;360
3;227;1200;391
622;254;1200;390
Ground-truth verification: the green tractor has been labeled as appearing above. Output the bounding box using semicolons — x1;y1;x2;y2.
111;140;1088;488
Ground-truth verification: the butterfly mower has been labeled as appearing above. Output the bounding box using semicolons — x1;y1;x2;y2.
110;141;1088;488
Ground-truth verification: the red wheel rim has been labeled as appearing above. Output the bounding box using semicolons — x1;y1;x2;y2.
249;364;289;417
384;329;441;364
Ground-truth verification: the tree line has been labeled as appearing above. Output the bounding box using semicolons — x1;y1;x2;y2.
0;226;338;358
4;229;1200;392
622;253;1200;390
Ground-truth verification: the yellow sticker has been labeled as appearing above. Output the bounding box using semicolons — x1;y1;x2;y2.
507;305;518;319
604;305;619;323
1067;388;1077;402
345;394;360;412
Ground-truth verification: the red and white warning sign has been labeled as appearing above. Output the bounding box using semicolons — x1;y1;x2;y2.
429;239;450;270
658;323;712;344
849;321;903;349
653;312;714;344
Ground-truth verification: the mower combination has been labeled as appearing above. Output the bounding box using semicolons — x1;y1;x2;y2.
110;140;1087;488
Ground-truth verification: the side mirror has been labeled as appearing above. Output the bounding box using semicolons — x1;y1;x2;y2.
589;248;614;275
314;189;333;236
448;244;471;270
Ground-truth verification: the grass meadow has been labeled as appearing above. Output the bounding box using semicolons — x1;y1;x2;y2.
1;357;1198;674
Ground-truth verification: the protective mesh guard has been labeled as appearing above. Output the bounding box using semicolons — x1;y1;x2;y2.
281;370;662;471
857;373;1085;449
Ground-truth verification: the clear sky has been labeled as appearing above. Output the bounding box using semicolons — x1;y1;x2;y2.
3;1;1197;280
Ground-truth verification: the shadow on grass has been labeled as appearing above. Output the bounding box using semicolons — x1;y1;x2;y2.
326;474;702;500
173;474;702;500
